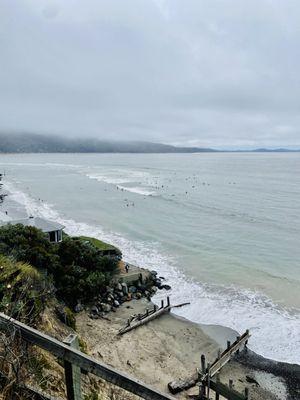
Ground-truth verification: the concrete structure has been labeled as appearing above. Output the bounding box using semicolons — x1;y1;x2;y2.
1;216;65;243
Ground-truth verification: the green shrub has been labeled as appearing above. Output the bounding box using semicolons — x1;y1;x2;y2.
64;306;76;330
55;237;118;305
0;224;59;272
0;225;119;307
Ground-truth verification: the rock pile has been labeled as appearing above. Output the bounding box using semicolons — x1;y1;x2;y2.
80;270;171;319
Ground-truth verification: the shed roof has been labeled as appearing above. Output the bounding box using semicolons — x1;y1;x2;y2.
0;217;65;233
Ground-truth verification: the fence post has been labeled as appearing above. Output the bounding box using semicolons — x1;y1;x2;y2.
63;334;82;400
215;372;220;400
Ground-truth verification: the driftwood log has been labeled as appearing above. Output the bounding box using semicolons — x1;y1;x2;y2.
167;330;250;396
168;374;198;394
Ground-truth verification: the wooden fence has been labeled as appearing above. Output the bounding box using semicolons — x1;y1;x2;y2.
0;312;175;400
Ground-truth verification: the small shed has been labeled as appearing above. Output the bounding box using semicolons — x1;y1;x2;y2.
2;216;65;243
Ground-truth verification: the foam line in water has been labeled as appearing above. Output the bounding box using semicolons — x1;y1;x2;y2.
84;168;158;196
116;185;157;196
3;181;300;365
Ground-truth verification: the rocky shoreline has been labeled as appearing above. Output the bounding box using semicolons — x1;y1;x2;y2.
75;268;170;319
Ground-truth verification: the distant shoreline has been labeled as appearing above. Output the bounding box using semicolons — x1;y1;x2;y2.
0;133;299;153
1;150;300;154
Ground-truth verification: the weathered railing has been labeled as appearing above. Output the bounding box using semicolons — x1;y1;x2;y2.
0;312;175;400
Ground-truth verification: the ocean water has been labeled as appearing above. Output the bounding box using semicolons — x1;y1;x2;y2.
0;153;299;364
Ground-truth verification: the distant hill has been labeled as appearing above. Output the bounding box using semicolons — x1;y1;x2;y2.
250;148;300;152
0;132;299;153
0;133;215;153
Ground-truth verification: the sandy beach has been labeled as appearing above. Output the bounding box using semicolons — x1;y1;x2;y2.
76;299;294;400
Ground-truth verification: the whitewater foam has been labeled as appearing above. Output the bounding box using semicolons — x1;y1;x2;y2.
117;185;157;196
85;168;158;196
2;181;300;365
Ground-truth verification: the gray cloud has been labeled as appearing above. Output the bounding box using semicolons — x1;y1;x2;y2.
1;0;300;147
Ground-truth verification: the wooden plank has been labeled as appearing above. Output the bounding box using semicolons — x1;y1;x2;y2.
119;301;190;335
209;379;247;400
0;313;175;400
119;306;170;334
208;331;250;378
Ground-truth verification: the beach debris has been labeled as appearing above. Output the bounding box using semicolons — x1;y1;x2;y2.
118;296;190;335
168;374;198;394
245;375;259;386
168;330;251;399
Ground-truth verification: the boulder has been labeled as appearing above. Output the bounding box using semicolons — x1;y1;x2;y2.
129;286;137;294
155;278;162;288
121;282;128;295
102;303;112;313
151;286;158;294
114;300;120;307
138;284;147;293
74;302;83;313
91;305;99;314
106;287;114;295
150;270;158;277
89;314;99;320
136;292;142;299
107;294;114;302
115;282;122;291
161;284;171;291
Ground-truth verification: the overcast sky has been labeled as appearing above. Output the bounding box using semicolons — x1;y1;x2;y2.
1;0;300;148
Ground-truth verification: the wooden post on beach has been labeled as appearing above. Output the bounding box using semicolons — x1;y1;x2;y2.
63;334;82;400
199;354;206;399
244;330;249;351
236;337;240;354
166;296;170;307
207;362;211;399
161;299;164;309
227;340;231;350
244;387;249;400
